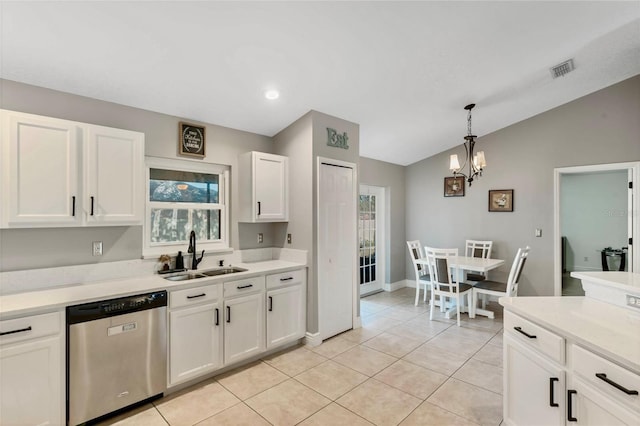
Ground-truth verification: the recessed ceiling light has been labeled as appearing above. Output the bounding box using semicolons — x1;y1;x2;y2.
264;89;280;100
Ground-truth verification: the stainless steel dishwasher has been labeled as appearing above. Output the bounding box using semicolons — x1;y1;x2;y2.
66;291;167;425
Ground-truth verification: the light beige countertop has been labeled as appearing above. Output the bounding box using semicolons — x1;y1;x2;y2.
499;296;640;374
0;260;305;319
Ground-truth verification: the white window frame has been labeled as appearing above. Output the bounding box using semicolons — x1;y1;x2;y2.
143;156;230;258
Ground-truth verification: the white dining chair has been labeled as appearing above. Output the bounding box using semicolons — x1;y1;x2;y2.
425;247;473;326
471;246;530;316
465;239;493;282
407;240;431;306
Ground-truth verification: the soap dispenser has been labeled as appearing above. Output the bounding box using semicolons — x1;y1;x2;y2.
175;251;185;270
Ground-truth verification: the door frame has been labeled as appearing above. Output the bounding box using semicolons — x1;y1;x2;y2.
358;184;386;296
553;161;639;296
316;157;359;338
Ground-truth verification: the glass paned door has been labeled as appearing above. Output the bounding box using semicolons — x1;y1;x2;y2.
359;185;384;296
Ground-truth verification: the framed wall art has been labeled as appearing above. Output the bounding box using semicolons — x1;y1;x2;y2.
489;189;514;212
179;122;206;158
444;176;465;197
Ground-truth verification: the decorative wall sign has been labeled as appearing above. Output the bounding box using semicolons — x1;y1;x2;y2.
489;189;514;212
444;176;465;197
179;122;206;158
326;127;349;149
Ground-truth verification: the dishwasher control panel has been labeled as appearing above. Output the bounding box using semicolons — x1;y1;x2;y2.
67;291;167;324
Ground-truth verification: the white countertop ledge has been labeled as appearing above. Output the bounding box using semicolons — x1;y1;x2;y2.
500;296;640;374
0;260;305;319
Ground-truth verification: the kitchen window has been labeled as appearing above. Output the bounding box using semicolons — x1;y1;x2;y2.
144;157;229;257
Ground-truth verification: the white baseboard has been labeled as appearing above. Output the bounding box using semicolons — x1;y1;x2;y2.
353;316;362;329
304;331;322;347
397;279;414;289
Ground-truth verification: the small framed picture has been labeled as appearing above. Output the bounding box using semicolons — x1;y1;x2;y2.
179;122;206;158
444;176;465;197
489;189;514;212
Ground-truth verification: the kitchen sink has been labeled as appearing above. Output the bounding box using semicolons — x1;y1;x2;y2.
163;267;247;281
200;267;247;276
163;273;206;281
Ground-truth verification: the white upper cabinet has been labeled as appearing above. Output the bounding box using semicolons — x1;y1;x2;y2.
85;125;144;224
1;109;144;228
238;151;289;222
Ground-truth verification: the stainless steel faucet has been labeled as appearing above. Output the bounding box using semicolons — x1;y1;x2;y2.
188;230;204;270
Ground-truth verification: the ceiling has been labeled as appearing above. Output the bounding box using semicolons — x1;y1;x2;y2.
1;1;639;166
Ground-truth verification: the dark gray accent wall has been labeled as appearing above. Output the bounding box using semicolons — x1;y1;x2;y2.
405;75;640;296
359;157;406;285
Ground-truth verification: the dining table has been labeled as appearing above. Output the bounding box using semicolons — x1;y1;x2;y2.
415;255;505;319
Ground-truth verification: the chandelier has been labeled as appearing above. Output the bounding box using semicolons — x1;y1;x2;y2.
449;103;486;186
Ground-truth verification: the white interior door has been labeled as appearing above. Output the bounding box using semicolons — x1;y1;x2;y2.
359;185;385;296
318;161;355;340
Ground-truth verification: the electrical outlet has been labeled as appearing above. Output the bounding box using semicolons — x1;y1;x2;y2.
584;256;589;262
258;233;263;244
287;233;292;244
92;241;103;256
535;229;542;237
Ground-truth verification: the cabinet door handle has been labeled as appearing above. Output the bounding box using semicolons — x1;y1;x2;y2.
514;326;537;339
567;390;577;422
90;196;95;216
268;296;273;312
595;373;639;395
0;326;32;336
186;293;206;299
280;277;294;281
226;306;231;323
72;196;76;216
257;201;261;216
237;284;253;290
215;308;219;326
549;377;559;407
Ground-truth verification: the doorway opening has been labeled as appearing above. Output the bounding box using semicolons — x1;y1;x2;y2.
554;162;639;296
359;185;385;297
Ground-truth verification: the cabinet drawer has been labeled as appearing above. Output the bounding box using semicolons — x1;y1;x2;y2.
266;269;304;289
572;344;639;412
504;311;565;365
170;284;221;309
224;276;265;298
0;311;61;345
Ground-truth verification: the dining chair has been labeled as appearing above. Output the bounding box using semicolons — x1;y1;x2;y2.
425;247;473;326
465;239;493;282
406;240;431;306
471;246;530;315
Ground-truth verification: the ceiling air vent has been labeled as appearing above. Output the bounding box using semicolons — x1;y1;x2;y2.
550;59;575;78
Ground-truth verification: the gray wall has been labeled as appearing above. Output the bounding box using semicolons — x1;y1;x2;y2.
0;79;276;271
405;75;640;296
561;171;628;272
359;157;406;285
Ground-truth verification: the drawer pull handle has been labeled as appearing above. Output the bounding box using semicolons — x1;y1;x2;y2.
237;284;253;290
72;196;76;216
567;390;577;421
0;326;32;336
187;293;206;299
268;296;273;312
90;196;95;216
257;201;261;216
226;306;231;323
514;326;537;339
215;308;219;326
595;373;639;395
280;277;294;281
550;377;559;407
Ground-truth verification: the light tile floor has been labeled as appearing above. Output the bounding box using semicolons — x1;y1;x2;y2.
98;287;504;426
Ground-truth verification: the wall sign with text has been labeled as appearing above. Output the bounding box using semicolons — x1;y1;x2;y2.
326;127;349;150
179;122;206;158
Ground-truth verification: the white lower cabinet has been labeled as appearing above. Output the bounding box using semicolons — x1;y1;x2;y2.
223;276;266;365
266;270;306;349
504;334;565;426
504;310;640;426
168;283;222;386
0;311;64;426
